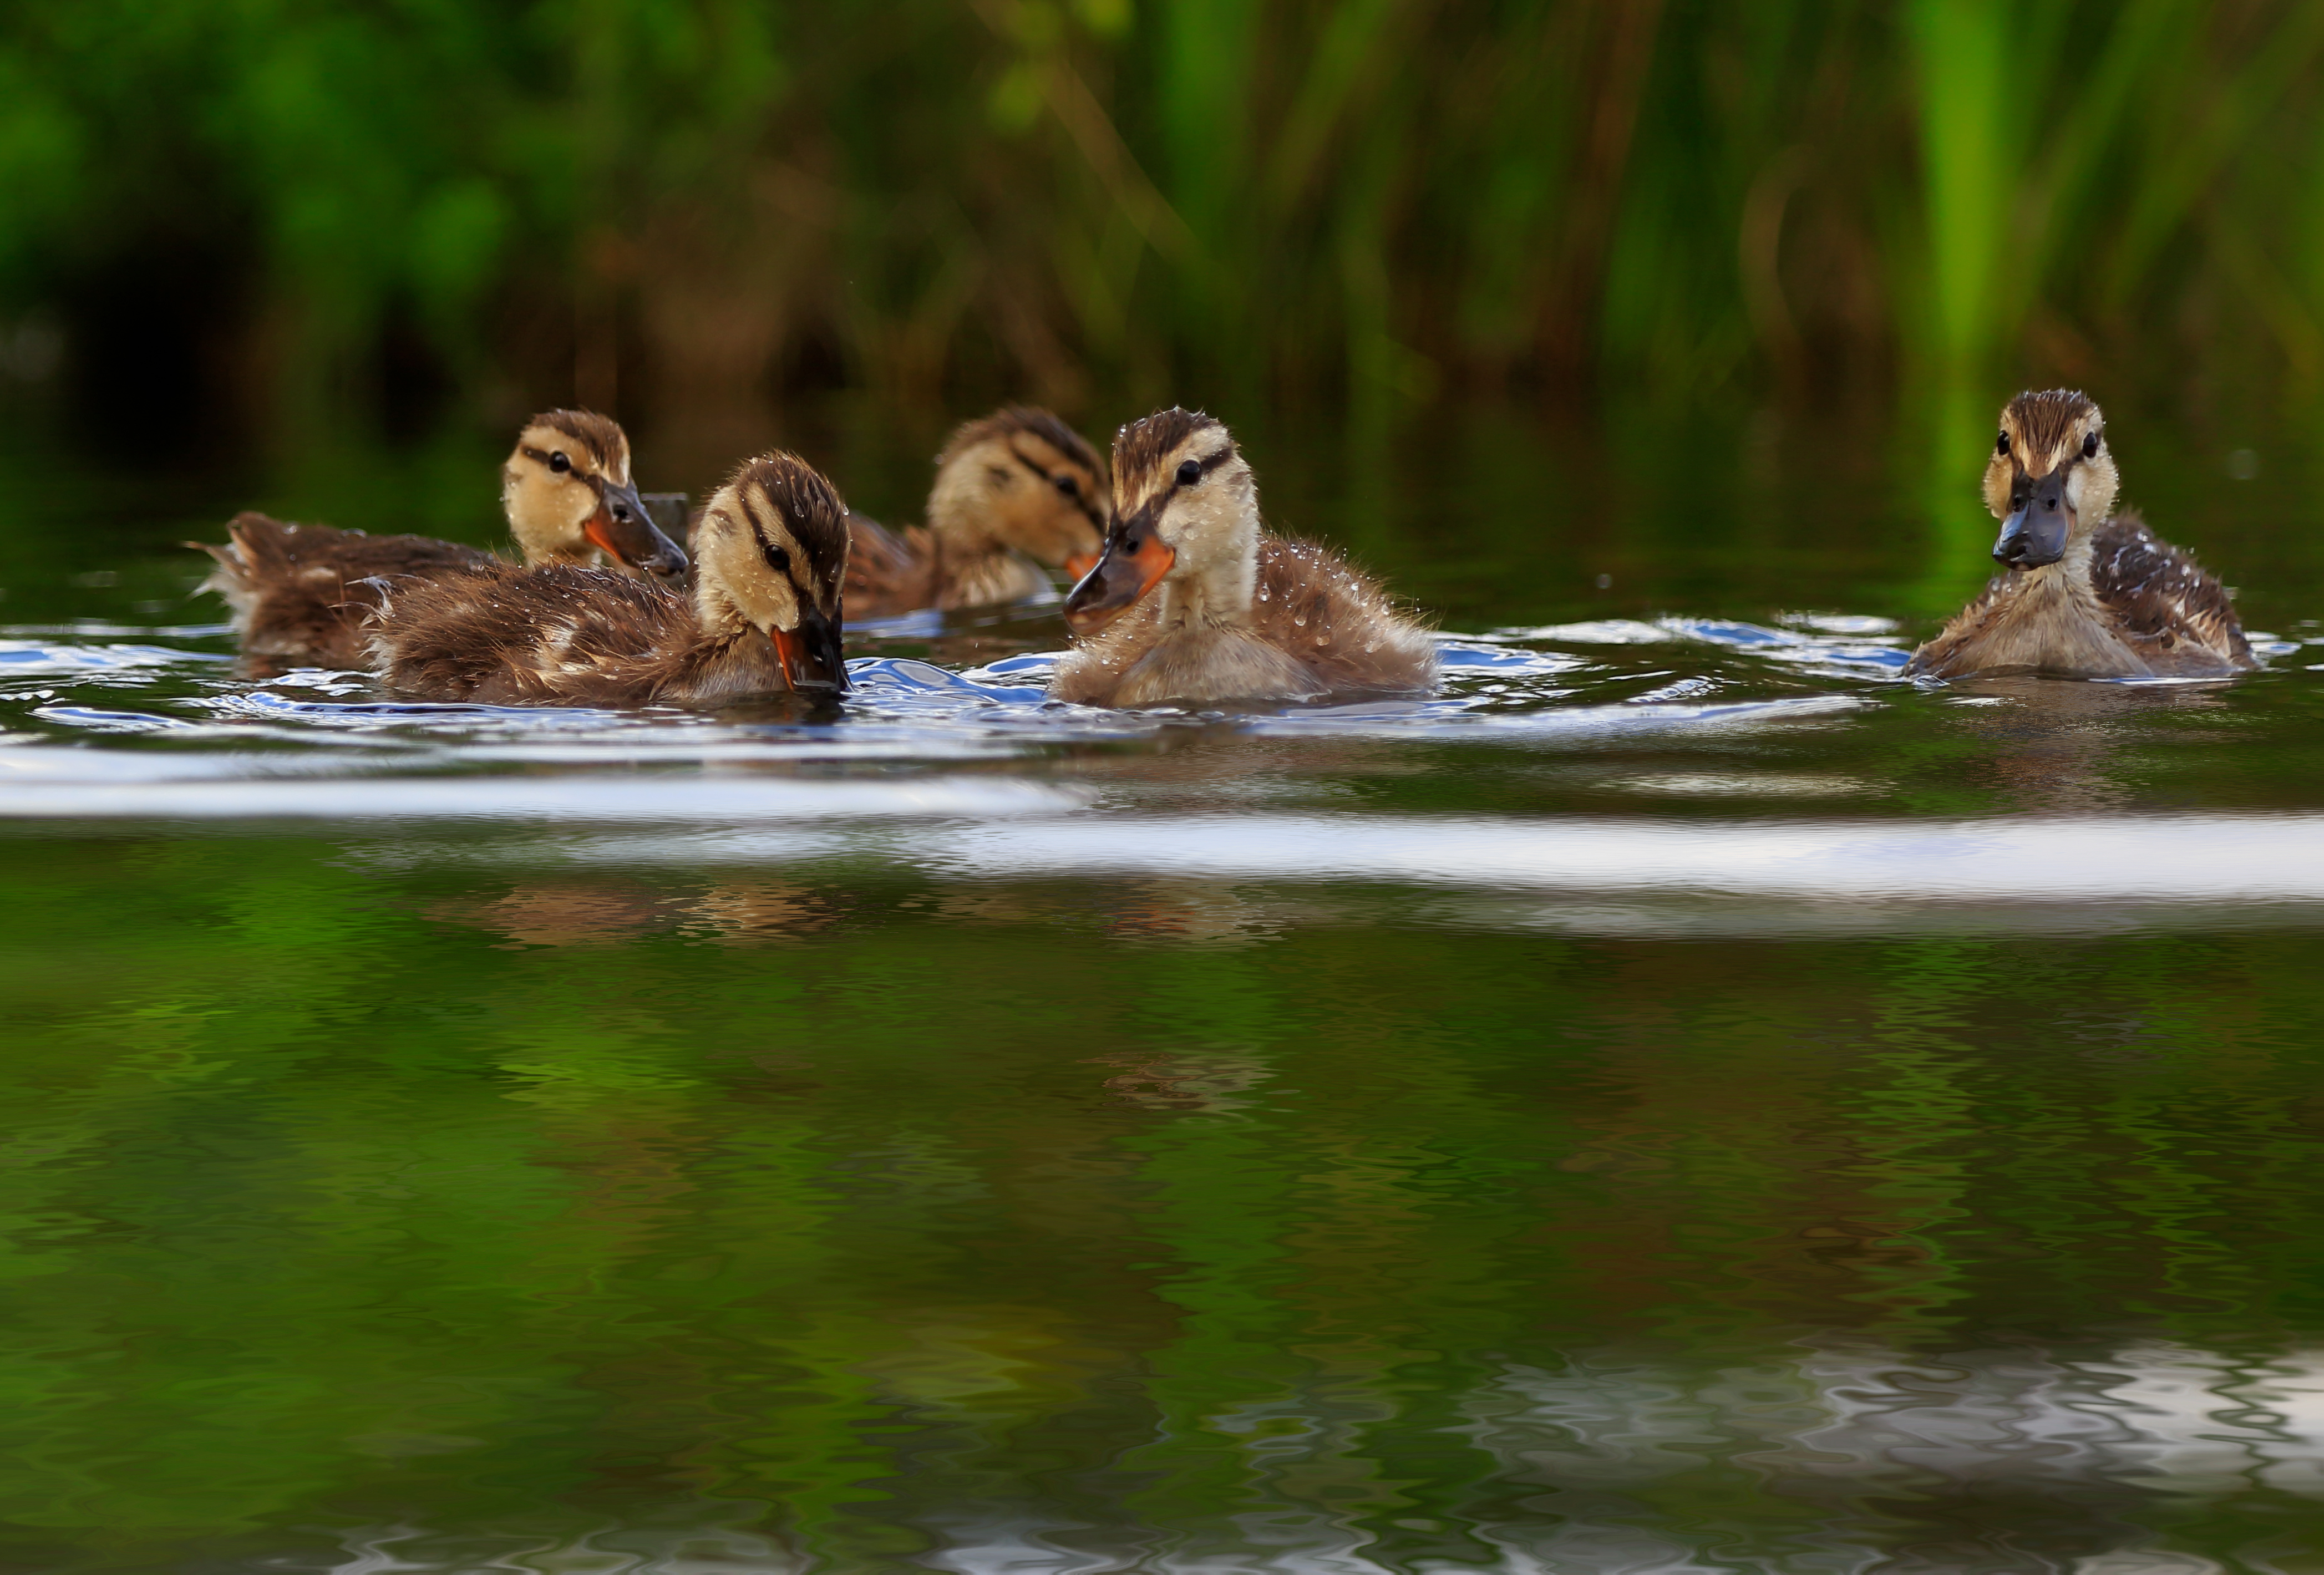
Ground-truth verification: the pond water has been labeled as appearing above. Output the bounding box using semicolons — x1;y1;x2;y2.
4;397;2324;1573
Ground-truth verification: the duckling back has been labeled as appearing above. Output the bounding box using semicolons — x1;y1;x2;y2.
1249;536;1437;694
2085;513;2252;674
367;561;698;706
842;512;944;619
195;513;493;670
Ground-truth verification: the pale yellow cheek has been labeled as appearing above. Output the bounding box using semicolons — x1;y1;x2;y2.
1981;463;2013;519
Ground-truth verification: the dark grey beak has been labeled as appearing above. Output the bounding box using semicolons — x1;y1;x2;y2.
1993;469;2071;570
774;602;849;694
593;477;691;581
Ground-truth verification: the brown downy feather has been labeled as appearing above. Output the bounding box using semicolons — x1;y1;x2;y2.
1250;537;1438;689
2087;514;2253;672
842;512;944;615
196;409;677;671
370;450;850;708
1908;511;2252;679
366;562;785;707
844;405;1107;618
1049;535;1437;707
195;513;492;670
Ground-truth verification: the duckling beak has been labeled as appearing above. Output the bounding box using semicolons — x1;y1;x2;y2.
586;478;691;581
1063;528;1174;636
1063;551;1100;581
772;603;849;694
1993;469;2071;570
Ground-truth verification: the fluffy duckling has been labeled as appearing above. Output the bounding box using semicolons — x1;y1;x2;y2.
367;451;850;707
845;406;1108;617
196;410;685;670
1906;390;2252;680
1049;409;1436;707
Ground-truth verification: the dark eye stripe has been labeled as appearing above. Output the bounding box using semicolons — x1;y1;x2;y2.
1006;447;1053;488
1009;441;1105;527
520;444;604;489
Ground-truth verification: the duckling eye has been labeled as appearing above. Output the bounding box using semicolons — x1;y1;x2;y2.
1054;474;1078;498
764;544;791;573
2083;431;2100;459
550;451;571;474
1175;458;1201;486
1996;433;2010;456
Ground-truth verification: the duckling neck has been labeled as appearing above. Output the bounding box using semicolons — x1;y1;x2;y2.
508;506;591;566
2006;530;2104;621
1157;526;1260;633
2028;531;2096;587
693;577;753;645
926;463;998;552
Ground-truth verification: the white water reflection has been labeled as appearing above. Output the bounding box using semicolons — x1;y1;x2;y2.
932;812;2324;904
296;1340;2317;1574
0;637;232;673
1445;1340;2324;1574
1477;614;1914;679
0;755;1085;820
1470;1340;2324;1500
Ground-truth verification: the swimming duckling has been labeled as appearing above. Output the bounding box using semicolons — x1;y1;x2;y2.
367;451;850;707
1906;390;2252;680
195;410;685;670
1049;409;1436;707
845;406;1108;617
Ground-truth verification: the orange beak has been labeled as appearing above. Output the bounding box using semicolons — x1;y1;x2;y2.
1063;529;1174;636
1063;551;1100;581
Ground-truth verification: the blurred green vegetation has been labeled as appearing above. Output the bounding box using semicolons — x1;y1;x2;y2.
1;0;2321;439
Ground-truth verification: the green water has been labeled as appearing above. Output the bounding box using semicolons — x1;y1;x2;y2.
5;398;2324;1572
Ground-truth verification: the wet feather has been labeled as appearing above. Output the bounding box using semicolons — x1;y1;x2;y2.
368;451;848;708
1052;409;1435;707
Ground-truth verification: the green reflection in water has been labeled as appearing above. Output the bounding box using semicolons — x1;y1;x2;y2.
5;828;2324;1567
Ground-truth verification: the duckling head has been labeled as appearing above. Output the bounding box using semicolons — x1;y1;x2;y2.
693;451;852;693
927;405;1109;572
1064;408;1255;636
1986;390;2119;570
503;410;688;579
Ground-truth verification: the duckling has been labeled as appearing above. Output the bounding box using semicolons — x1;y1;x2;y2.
195;410;686;670
367;451;850;707
844;405;1108;617
1906;390;2252;680
1049;408;1436;707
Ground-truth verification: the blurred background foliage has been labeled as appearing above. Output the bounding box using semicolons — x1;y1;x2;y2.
0;0;2319;456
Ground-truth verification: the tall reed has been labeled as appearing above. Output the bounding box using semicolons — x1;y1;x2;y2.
0;0;2317;570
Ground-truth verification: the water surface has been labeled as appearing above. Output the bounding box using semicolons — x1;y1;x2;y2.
3;401;2323;1573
